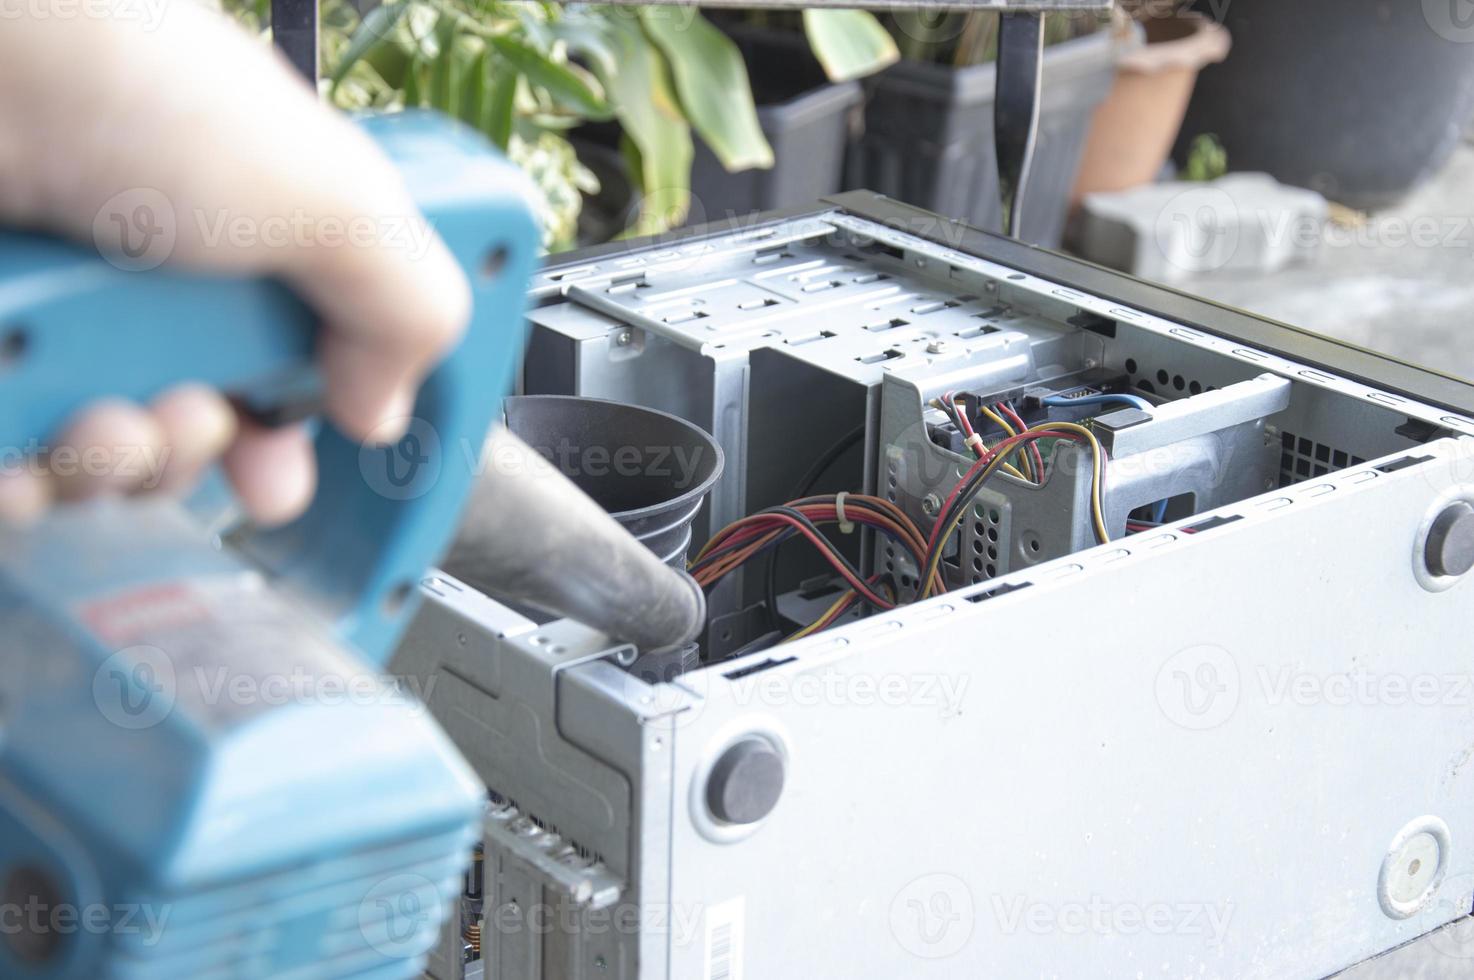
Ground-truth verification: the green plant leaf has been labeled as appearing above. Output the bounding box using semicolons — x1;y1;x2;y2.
403;53;424;107
639;9;773;173
460;47;488;127
484;62;517;150
554;15;693;234
489;34;609;118
803;9;899;82
330;0;411;91
428;18;460;115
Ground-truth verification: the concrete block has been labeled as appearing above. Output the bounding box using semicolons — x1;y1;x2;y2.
1073;173;1328;282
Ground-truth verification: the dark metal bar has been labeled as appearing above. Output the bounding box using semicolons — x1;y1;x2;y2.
271;0;319;87
994;11;1045;239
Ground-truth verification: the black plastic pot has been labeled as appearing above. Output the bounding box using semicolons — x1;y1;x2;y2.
571;139;641;247
1175;0;1474;209
846;29;1116;248
501;395;724;568
689;30;862;223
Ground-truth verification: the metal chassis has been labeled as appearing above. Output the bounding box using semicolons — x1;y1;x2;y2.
395;195;1474;979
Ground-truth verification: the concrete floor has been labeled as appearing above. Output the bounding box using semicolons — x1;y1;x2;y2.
1164;142;1474;384
1148;146;1474;979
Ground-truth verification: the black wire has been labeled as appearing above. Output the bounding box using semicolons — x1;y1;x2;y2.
764;426;866;630
765;505;892;609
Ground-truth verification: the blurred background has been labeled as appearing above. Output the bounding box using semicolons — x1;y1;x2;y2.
225;0;1474;375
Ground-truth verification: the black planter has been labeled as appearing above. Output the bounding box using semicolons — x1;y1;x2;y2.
572;139;640;246
1175;0;1474;209
846;30;1116;248
688;30;863;223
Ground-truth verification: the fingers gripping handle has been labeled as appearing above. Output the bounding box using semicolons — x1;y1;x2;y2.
0;111;540;665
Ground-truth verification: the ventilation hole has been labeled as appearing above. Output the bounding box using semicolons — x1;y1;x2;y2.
1277;430;1361;487
1156;369;1170;386
972;557;984;572
1188;380;1203;395
987;528;998;542
1125;357;1138;375
987;545;998;560
986;564;997;577
972;539;983;554
1173;375;1186;391
1137;380;1156;394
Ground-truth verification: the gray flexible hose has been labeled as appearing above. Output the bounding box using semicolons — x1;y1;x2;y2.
442;427;707;652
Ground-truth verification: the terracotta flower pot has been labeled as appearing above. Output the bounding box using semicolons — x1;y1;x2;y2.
1070;13;1231;203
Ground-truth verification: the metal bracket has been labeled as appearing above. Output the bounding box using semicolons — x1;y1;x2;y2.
995;11;1045;238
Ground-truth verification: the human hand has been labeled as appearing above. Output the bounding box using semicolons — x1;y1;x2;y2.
0;1;471;524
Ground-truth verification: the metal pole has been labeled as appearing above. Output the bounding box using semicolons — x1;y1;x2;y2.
271;0;319;87
994;11;1044;240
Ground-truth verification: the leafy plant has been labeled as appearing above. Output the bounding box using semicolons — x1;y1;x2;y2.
885;9;1107;67
1182;133;1228;182
229;0;896;249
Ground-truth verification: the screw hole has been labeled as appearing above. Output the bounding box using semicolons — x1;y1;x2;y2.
2;866;65;963
481;245;509;280
381;580;414;617
0;327;29;371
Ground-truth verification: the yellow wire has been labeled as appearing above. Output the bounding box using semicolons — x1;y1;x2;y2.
920;421;1109;595
784;590;855;642
977;404;1035;481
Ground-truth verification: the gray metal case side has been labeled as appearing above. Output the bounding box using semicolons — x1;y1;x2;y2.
664;438;1474;980
392;577;690;980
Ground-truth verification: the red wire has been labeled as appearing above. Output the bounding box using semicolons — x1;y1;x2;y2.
925;429;1084;554
705;511;893;608
999;403;1045;479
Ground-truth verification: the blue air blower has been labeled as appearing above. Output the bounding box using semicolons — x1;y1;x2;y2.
0;112;539;978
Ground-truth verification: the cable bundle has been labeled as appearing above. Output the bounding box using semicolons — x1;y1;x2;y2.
691;495;942;613
918;420;1109;592
693;415;1112;642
